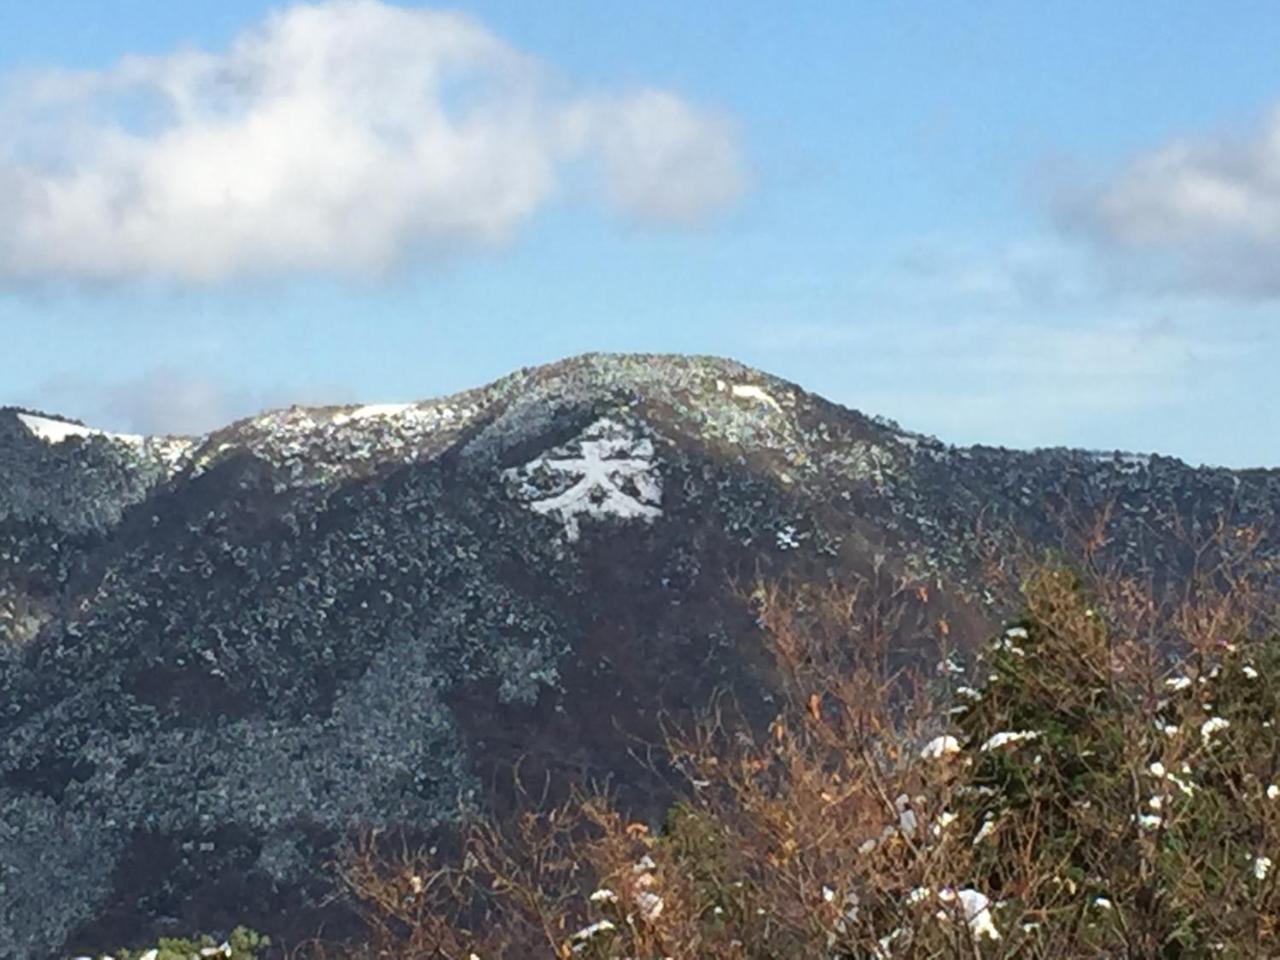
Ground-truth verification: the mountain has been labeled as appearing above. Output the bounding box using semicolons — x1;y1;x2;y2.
1;353;1277;958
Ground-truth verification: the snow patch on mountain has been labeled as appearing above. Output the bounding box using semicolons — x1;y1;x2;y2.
712;378;785;412
729;383;782;411
17;413;143;447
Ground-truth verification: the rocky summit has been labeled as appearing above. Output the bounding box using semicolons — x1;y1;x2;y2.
1;353;1277;958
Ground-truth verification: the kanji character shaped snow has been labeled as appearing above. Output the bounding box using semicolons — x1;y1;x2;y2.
503;417;663;541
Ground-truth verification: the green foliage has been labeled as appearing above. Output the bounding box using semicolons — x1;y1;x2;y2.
658;800;774;945
660;801;732;912
949;564;1280;956
103;926;268;960
955;566;1138;888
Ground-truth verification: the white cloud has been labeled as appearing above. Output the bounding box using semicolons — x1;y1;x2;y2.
566;91;746;225
0;0;745;283
1060;103;1280;298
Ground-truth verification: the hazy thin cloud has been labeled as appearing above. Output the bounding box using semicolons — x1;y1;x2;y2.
1058;103;1280;298
28;367;346;435
0;0;746;284
566;90;746;225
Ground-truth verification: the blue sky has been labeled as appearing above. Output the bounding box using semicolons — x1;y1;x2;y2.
2;1;1278;466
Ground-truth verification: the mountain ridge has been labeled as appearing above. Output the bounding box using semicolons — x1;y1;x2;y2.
1;353;1277;957
0;353;1264;473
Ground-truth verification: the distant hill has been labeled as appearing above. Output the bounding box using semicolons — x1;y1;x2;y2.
1;353;1277;958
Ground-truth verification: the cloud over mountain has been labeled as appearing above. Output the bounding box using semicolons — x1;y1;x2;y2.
1059;102;1280;298
0;0;745;283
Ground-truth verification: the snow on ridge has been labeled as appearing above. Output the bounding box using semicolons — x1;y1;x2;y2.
1085;450;1152;473
181;396;483;486
330;403;415;426
16;413;143;447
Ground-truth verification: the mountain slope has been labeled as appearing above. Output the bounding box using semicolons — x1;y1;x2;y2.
1;354;1276;957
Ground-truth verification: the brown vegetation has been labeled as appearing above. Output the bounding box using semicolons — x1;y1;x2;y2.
297;530;1279;959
